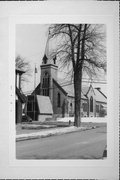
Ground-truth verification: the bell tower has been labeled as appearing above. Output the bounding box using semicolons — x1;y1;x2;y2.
40;35;58;104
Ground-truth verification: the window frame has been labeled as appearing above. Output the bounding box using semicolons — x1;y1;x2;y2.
57;92;61;107
90;96;93;112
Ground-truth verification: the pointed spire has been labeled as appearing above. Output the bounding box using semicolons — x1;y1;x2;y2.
42;29;57;66
44;31;50;60
42;29;51;65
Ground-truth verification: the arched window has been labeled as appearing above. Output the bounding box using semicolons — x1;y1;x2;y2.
70;102;72;107
90;96;93;112
57;93;61;107
42;72;49;96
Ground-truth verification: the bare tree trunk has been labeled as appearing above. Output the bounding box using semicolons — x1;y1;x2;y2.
74;66;82;127
74;24;87;127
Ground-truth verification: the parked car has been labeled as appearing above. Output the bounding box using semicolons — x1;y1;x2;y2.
22;114;32;122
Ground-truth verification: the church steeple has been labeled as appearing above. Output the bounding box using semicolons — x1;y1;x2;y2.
42;31;57;65
40;30;58;102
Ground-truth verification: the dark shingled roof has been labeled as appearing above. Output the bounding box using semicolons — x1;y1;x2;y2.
32;83;41;95
16;68;25;74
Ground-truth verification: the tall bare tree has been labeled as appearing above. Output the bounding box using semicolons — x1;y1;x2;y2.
49;24;106;127
15;55;31;91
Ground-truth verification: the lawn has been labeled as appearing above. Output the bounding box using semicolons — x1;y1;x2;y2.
16;120;106;135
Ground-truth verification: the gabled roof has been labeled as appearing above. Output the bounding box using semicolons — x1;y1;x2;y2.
62;83;87;99
53;79;68;95
32;83;41;95
82;86;89;95
57;79;87;99
16;87;26;103
82;85;106;103
62;83;74;97
82;84;95;96
36;95;53;115
95;87;107;98
31;78;106;103
94;88;107;103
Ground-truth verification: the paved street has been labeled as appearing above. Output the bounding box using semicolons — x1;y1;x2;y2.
16;126;106;159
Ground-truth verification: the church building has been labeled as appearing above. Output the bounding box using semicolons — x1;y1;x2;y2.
26;37;107;121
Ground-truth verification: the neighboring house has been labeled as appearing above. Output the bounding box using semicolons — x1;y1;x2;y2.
26;37;107;121
15;68;26;123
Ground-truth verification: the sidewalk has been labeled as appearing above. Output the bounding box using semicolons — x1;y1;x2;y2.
16;125;96;142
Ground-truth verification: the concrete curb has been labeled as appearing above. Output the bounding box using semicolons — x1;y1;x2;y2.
21;124;57;129
16;126;96;142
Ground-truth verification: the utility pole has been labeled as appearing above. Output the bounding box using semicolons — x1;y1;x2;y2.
34;64;37;121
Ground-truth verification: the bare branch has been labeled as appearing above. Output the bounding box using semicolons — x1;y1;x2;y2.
15;55;32;88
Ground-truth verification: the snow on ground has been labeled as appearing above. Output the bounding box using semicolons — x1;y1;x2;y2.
57;117;107;123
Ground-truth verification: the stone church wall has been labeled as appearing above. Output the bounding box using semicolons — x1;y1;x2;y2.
67;96;75;117
52;82;68;119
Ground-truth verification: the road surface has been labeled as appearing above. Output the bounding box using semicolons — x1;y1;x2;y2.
16;126;107;159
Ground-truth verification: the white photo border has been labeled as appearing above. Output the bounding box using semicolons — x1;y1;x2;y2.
7;1;119;179
9;14;114;166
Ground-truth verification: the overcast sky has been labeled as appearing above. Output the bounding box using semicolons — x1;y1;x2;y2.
16;24;107;95
16;24;49;93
